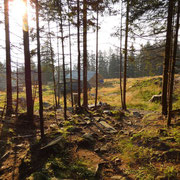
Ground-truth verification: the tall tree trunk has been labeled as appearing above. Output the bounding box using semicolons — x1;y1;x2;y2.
162;0;174;115
4;0;13;115
59;0;67;119
95;8;99;108
67;0;73;107
83;0;88;108
22;0;33;121
77;0;81;107
122;0;129;110
48;21;57;108
120;0;123;108
167;0;180;126
36;0;44;138
16;64;19;116
57;24;60;107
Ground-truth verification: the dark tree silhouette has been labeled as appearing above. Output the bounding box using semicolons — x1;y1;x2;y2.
22;0;33;121
123;0;129;110
4;0;13;115
36;0;44;138
167;0;180;126
162;0;174;115
83;0;88;108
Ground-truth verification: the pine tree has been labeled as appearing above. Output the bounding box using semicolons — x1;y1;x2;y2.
162;0;174;115
22;0;33;121
4;0;13;115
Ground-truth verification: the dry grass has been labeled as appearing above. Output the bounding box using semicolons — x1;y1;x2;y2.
0;74;180;112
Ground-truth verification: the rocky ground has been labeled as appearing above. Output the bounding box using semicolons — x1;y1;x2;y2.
0;104;180;180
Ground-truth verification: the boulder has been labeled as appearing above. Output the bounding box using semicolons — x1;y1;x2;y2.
103;110;113;116
99;121;117;134
78;133;96;149
149;94;162;102
43;102;51;108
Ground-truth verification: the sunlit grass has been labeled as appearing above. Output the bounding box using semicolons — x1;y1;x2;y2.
0;74;179;112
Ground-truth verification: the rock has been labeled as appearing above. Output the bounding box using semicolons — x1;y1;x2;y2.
94;117;102;122
50;124;57;131
113;158;121;165
99;144;110;153
43;102;51;108
41;136;64;150
78;121;87;126
93;113;102;117
132;111;142;118
103;110;113;116
99;121;117;134
84;116;91;121
126;120;132;125
110;175;126;180
67;126;82;133
78;133;96;149
16;144;24;148
149;94;162;102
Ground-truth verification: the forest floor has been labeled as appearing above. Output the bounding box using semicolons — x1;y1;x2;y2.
0;105;180;180
0;75;180;180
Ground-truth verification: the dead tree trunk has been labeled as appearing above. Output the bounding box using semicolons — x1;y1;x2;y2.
83;0;88;108
36;0;44;138
4;0;13;115
122;0;129;111
162;0;174;115
95;8;99;108
167;0;180;126
22;0;33;121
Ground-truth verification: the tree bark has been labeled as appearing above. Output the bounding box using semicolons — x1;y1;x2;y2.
4;0;13;115
120;0;123;108
122;0;129;110
16;64;19;116
59;0;67;119
22;0;33;121
83;0;88;108
95;8;99;108
162;0;174;115
48;21;57;108
77;0;81;107
36;0;44;138
167;0;180;126
67;0;73;107
57;24;60;107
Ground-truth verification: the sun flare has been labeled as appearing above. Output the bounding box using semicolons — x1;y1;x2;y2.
10;0;26;21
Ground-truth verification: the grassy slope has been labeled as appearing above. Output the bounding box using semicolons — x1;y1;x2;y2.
0;75;179;112
89;75;180;111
